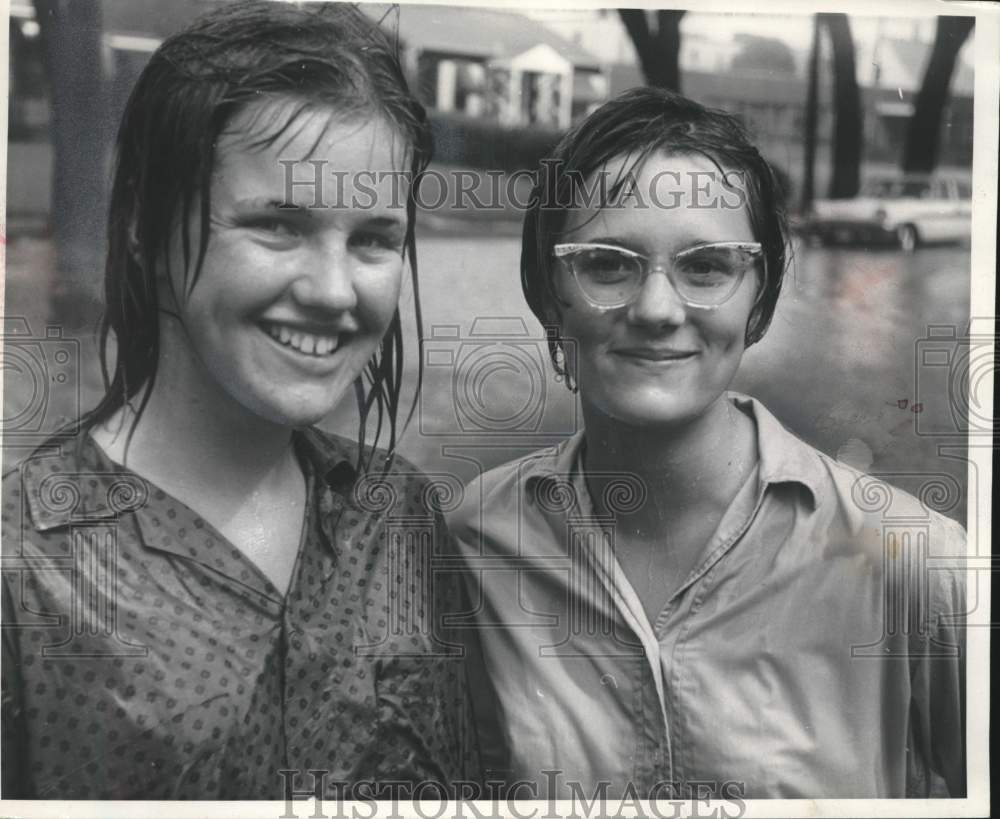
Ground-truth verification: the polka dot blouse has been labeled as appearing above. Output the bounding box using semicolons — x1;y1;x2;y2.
1;428;481;798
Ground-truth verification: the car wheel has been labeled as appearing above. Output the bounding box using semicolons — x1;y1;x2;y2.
896;224;919;253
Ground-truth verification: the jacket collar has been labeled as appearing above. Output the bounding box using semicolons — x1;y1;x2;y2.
294;427;360;495
522;393;824;507
21;428;359;533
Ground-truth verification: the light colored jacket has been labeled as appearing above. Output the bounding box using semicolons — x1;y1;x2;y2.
448;394;966;799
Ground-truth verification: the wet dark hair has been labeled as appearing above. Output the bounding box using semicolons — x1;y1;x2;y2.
85;0;432;470
521;86;789;388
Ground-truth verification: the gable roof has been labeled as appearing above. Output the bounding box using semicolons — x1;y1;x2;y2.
368;3;601;70
50;1;602;73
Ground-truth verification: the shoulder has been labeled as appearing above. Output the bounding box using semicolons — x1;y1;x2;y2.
810;446;966;555
743;396;965;556
2;435;91;540
2;438;98;621
3;432;86;484
777;436;967;613
447;442;567;552
472;445;561;495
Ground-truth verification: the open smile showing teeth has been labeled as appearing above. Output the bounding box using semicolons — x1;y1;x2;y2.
263;322;341;357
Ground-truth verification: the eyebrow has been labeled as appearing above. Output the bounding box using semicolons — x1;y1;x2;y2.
232;196;311;214
359;215;408;232
230;196;408;232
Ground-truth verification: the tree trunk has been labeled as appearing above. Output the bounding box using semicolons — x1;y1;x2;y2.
801;16;821;212
902;17;974;174
619;9;685;92
821;13;862;199
33;0;109;325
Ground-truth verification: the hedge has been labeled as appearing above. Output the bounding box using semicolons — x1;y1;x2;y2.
429;111;563;173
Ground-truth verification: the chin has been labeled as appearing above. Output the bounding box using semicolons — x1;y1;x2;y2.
595;390;712;429
235;384;349;429
277;406;335;429
249;404;329;429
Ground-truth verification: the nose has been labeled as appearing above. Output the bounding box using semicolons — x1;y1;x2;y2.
290;240;358;312
626;267;687;327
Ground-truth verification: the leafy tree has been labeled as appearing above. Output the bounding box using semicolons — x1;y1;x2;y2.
902;17;974;173
618;9;685;91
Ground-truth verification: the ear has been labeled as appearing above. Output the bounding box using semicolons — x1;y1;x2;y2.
545;257;574;315
743;260;768;344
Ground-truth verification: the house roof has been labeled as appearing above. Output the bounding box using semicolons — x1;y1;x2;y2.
75;1;602;73
368;3;601;70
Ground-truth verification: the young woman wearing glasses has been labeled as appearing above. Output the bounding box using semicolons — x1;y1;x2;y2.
449;87;966;800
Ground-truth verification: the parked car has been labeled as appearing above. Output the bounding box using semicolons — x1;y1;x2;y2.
804;174;972;251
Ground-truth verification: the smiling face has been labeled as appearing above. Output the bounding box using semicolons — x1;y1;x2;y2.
555;151;761;429
159;98;409;428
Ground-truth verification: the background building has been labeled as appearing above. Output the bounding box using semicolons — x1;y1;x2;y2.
391;3;606;129
5;2;975;229
2;1;982;528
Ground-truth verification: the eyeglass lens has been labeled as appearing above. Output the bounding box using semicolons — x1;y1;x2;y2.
572;245;754;306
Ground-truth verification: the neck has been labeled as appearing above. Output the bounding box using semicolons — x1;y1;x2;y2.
91;326;295;496
582;394;757;524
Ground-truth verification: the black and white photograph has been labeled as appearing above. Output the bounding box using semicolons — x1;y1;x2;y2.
0;0;995;815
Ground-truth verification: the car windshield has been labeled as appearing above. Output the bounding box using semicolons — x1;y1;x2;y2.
860;179;933;199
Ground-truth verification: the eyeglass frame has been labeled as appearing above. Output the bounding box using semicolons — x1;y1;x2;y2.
551;240;766;311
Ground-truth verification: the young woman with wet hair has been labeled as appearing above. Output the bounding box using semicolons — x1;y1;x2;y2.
450;87;965;800
3;0;479;799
